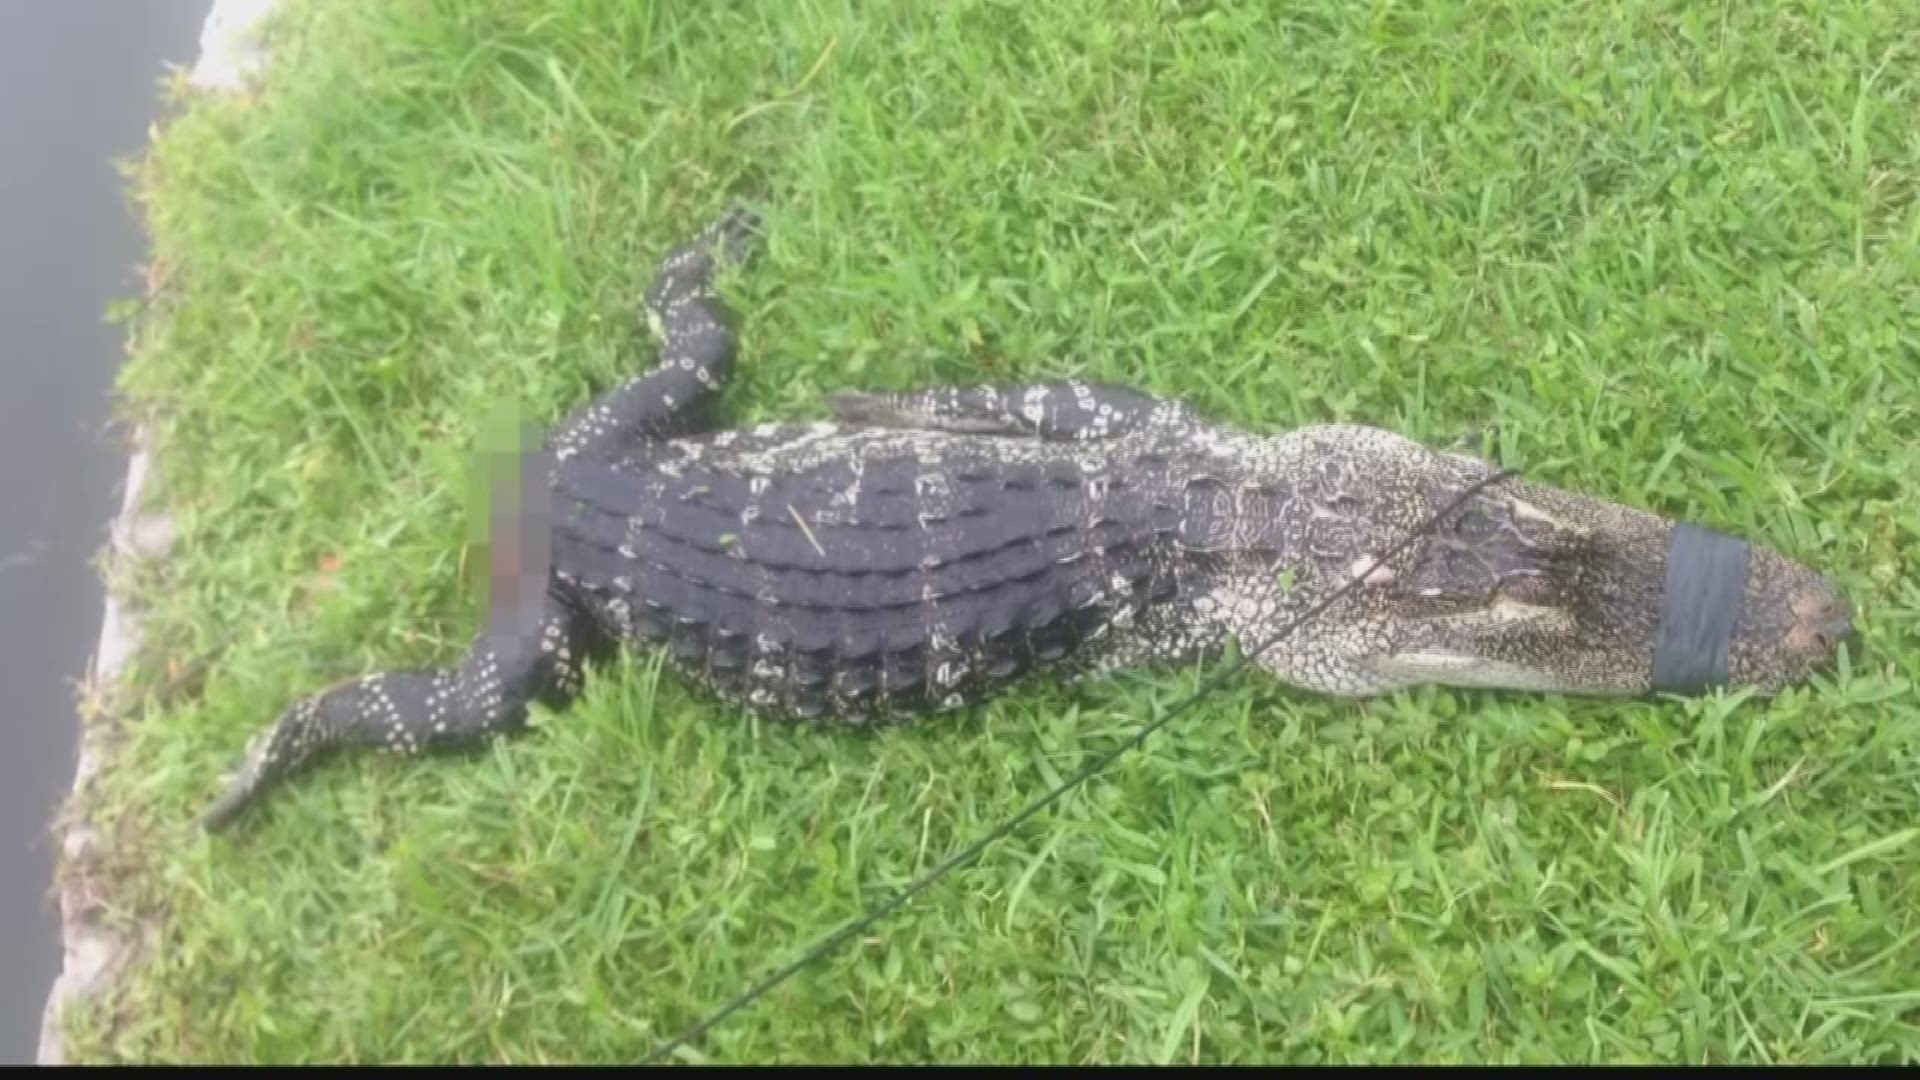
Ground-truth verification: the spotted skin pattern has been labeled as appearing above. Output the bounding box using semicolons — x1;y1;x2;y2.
199;206;1853;830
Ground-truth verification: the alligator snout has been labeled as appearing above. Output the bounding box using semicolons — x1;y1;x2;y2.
1726;548;1857;693
1789;584;1854;656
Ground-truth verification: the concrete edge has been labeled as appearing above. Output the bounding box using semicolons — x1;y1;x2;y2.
36;0;282;1064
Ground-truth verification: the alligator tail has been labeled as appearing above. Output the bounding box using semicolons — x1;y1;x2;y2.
197;668;459;831
198;605;591;831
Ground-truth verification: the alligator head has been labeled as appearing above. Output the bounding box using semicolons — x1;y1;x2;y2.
1250;425;1853;699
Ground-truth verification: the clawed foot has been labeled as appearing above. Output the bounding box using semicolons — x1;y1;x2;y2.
1449;422;1501;457
670;202;764;277
696;202;762;267
642;201;765;319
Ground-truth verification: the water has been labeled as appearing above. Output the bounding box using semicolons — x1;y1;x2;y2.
0;0;211;1062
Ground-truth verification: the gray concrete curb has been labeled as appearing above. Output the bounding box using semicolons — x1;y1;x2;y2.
35;0;280;1064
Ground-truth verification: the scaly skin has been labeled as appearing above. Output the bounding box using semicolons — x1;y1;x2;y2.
198;206;1854;830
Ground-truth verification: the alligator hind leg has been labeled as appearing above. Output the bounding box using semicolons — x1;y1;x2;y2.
826;380;1203;441
197;588;607;831
548;204;762;461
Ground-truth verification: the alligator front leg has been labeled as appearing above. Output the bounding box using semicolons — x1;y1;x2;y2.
825;380;1203;441
547;204;761;460
197;594;603;831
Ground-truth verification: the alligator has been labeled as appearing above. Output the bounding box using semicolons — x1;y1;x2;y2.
198;205;1854;830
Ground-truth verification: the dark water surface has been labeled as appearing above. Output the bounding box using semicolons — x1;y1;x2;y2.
0;0;210;1062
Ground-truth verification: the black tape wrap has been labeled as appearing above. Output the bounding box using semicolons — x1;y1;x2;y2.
1650;522;1752;694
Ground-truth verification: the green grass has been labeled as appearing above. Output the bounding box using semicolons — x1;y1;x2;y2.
65;0;1920;1063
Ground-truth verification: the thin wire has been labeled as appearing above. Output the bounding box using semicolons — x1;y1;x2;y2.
641;467;1518;1063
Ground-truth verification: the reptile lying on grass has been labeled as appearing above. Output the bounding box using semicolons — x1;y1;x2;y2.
198;205;1854;831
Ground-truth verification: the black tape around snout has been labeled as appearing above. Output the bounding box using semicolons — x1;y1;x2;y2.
1650;523;1751;694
